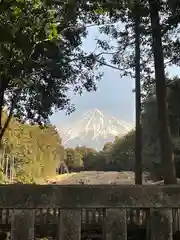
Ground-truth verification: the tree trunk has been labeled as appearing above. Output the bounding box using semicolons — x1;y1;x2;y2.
0;88;21;142
0;78;5;137
134;3;142;185
148;0;177;184
0;78;5;160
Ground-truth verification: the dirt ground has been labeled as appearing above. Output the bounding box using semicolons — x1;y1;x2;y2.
43;171;156;185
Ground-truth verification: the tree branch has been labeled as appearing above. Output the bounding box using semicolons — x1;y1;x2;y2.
96;59;132;73
0;89;21;141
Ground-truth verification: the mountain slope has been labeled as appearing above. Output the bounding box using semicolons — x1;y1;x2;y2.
60;108;134;149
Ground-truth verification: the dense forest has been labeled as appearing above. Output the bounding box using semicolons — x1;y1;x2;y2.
0;113;62;183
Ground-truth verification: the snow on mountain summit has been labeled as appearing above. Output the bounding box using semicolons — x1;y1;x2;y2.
61;108;134;149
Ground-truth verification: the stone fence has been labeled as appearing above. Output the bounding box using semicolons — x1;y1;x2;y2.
1;184;180;239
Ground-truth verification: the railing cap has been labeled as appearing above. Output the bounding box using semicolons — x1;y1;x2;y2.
0;184;180;208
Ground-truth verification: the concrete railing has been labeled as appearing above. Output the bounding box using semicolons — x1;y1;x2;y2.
1;184;180;239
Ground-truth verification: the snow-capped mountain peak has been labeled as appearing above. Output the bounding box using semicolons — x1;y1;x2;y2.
61;108;134;149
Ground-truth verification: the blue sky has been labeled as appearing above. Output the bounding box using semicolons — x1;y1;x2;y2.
50;26;135;128
50;26;180;129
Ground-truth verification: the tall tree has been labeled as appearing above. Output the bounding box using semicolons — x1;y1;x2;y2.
148;0;177;184
134;1;142;185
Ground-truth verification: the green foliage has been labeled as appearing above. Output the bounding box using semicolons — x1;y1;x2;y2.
64;148;83;170
0;0;104;141
75;146;96;158
103;142;113;153
77;132;135;172
142;80;180;180
110;131;135;171
0;112;62;183
141;95;162;179
83;152;101;170
63;146;97;171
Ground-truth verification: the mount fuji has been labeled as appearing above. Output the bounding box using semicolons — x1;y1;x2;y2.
59;108;134;150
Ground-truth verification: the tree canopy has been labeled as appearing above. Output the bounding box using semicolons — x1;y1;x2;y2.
0;0;104;140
